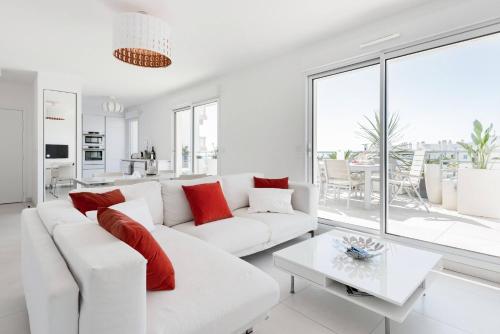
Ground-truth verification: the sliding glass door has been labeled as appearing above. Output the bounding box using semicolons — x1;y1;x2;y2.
385;31;500;257
174;108;193;175
194;102;218;175
174;101;218;176
309;24;500;262
312;62;381;231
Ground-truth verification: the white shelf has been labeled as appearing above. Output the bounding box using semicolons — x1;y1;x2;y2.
323;278;425;323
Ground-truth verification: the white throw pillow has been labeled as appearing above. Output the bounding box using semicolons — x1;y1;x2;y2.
248;188;295;214
86;198;156;232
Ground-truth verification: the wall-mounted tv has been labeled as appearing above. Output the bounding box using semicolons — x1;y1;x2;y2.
45;144;68;159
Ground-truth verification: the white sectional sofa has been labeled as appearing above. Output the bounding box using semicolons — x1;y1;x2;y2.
21;173;318;334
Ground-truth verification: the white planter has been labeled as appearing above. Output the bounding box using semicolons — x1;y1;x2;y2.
424;164;442;204
457;168;500;219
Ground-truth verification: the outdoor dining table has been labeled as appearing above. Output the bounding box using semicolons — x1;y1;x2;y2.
349;163;380;209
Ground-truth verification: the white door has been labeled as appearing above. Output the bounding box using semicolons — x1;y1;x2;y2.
0;108;23;203
105;117;126;172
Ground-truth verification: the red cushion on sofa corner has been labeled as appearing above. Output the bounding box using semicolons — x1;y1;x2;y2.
69;189;125;214
182;181;233;226
254;176;289;189
97;207;175;291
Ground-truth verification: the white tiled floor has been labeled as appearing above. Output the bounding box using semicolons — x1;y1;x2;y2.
1;203;500;334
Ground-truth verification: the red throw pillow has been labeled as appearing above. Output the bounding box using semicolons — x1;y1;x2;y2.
182;181;233;226
69;189;125;214
254;176;289;189
97;207;175;291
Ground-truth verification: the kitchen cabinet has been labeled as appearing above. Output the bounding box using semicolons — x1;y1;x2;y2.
82;168;105;178
83;115;105;134
105;117;126;172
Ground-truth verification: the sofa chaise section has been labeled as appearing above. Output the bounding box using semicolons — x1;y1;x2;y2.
148;226;279;334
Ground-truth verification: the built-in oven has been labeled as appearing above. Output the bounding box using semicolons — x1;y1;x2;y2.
83;133;105;146
83;147;105;164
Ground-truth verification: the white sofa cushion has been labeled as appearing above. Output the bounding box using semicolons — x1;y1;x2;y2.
248;188;295;214
160;176;219;227
233;208;317;242
70;181;163;225
172;216;270;254
220;173;263;210
37;200;91;235
147;226;279;334
53;223;147;334
86;198;156;232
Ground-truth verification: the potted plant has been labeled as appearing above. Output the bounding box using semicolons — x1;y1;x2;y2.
457;120;500;218
182;145;190;168
424;157;442;204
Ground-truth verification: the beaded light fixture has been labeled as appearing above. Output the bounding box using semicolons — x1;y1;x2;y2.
113;12;172;68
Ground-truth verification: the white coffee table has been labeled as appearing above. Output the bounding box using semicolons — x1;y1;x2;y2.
273;230;442;333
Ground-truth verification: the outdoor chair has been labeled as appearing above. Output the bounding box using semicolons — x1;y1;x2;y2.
324;159;364;209
388;150;430;212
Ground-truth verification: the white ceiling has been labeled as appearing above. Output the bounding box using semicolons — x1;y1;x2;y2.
0;0;433;106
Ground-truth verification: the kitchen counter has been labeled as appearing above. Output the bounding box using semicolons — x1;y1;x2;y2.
121;158;150;162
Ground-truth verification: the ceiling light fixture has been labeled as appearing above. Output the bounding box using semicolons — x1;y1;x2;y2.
360;33;400;49
113;11;172;68
102;97;124;113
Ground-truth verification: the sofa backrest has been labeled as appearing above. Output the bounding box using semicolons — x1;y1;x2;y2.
53;223;147;334
160;173;264;226
70;181;164;225
160;176;220;226
21;208;79;334
220;173;263;210
37;199;91;234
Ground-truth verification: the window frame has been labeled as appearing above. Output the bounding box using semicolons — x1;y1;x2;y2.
173;98;219;176
306;18;500;272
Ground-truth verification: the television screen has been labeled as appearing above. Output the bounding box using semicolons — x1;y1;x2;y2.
45;144;69;159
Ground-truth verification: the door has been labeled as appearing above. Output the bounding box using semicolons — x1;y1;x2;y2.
194;102;218;175
0;108;23;203
310;62;381;231
106;117;126;172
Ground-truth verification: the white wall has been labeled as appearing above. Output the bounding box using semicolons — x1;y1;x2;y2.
0;81;35;201
129;0;500;181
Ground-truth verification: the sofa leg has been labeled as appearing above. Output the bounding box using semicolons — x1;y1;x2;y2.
309;230;315;238
245;328;254;334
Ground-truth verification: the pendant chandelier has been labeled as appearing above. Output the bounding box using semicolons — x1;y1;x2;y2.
113;12;172;68
102;97;124;113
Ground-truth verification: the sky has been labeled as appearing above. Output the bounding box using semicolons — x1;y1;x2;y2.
316;32;500;152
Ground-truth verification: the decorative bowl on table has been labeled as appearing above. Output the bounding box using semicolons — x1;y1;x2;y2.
333;235;385;260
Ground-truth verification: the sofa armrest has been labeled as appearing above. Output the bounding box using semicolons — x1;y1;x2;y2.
53;223;147;334
289;182;319;219
22;209;79;334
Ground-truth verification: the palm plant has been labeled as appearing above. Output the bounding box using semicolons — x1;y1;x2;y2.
458;120;497;169
357;111;411;166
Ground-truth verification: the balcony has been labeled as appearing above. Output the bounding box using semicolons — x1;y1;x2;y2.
316;150;500;258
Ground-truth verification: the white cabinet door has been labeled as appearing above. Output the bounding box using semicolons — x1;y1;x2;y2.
83;115;105;134
105;117;126;172
0;109;23;203
82;168;105;178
